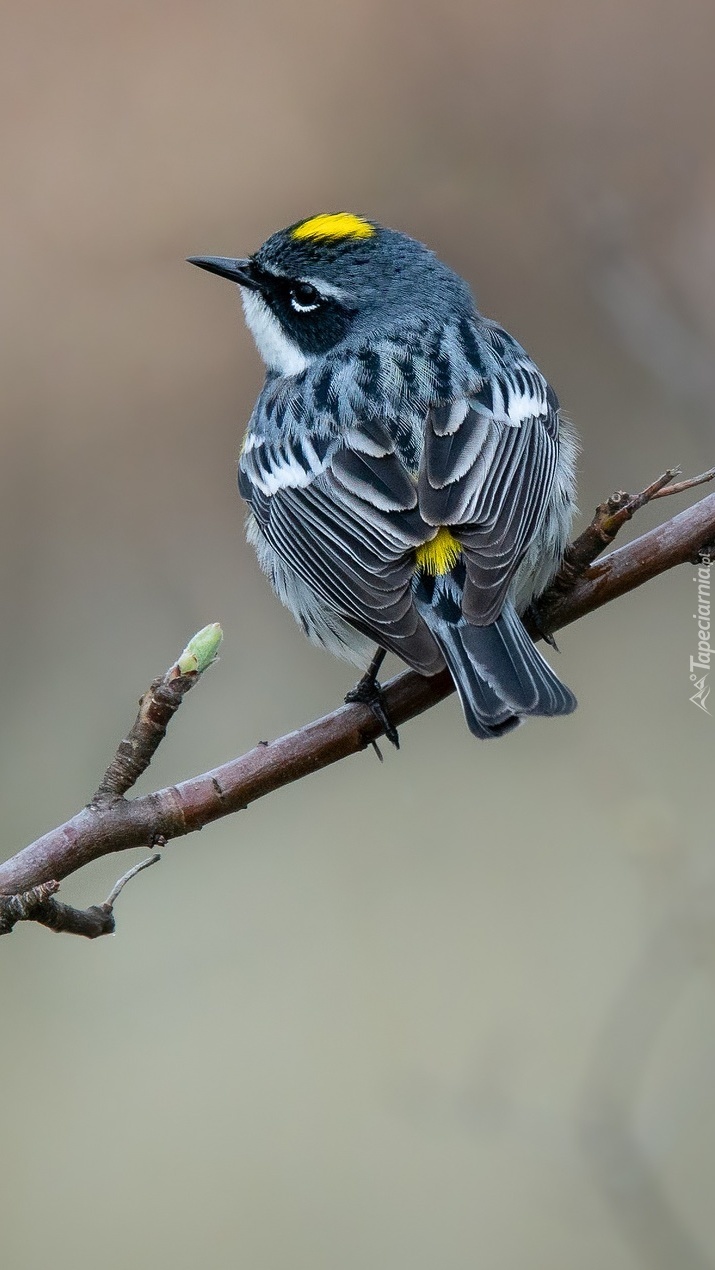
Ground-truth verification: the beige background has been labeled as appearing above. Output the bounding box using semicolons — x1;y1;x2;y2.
1;2;714;1267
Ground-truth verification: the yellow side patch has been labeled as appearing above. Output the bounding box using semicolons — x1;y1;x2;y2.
415;527;462;576
291;213;375;242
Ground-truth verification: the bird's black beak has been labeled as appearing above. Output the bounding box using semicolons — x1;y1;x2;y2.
186;256;262;291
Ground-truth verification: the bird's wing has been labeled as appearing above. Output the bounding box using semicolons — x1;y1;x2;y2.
239;414;443;673
418;325;561;624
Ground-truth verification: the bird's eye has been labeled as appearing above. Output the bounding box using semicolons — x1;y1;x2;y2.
289;282;321;313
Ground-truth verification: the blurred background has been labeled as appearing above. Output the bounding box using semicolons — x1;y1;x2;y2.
1;1;714;1267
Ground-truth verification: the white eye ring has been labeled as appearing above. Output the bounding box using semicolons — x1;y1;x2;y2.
289;283;321;313
290;295;320;313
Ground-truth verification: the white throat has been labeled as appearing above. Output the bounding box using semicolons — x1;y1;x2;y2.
240;289;311;376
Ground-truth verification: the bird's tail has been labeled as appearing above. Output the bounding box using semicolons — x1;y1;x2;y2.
426;599;577;739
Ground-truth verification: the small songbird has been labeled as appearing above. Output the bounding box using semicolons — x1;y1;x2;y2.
189;213;578;741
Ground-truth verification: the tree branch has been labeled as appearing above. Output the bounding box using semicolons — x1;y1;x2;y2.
1;477;713;937
0;856;160;938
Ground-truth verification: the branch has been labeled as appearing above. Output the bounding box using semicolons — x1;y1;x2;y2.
0;624;222;936
1;476;713;936
0;856;160;938
94;621;223;800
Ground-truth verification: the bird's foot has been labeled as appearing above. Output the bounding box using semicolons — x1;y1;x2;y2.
345;649;400;751
525;599;560;651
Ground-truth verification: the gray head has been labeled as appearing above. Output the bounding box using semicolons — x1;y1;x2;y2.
189;212;475;375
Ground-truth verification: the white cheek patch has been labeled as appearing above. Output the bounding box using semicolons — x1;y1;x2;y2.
240;290;312;376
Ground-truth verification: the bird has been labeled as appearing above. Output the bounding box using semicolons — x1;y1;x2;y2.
188;212;578;742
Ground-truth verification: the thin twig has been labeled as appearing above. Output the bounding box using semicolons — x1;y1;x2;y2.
0;851;162;938
651;465;715;499
104;853;161;907
536;467;682;608
0;880;115;939
94;623;222;801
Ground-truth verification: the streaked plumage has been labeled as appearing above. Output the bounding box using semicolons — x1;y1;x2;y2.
190;214;578;738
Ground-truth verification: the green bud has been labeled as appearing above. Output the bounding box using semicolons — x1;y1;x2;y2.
177;623;223;675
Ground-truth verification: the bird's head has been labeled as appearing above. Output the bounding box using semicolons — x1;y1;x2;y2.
189;212;472;375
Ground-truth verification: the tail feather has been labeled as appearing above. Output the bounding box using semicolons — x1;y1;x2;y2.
425;598;576;739
435;623;521;738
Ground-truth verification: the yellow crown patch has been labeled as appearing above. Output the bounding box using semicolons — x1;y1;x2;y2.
415;527;462;576
291;213;375;242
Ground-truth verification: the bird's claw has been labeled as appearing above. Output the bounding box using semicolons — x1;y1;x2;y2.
345;674;400;750
525;600;560;651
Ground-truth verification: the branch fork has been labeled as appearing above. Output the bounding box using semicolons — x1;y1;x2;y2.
0;624;222;938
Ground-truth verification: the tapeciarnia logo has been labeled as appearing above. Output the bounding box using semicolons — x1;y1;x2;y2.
690;549;712;714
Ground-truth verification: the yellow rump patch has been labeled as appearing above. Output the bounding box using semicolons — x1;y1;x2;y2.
415;527;462;576
291;213;375;242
